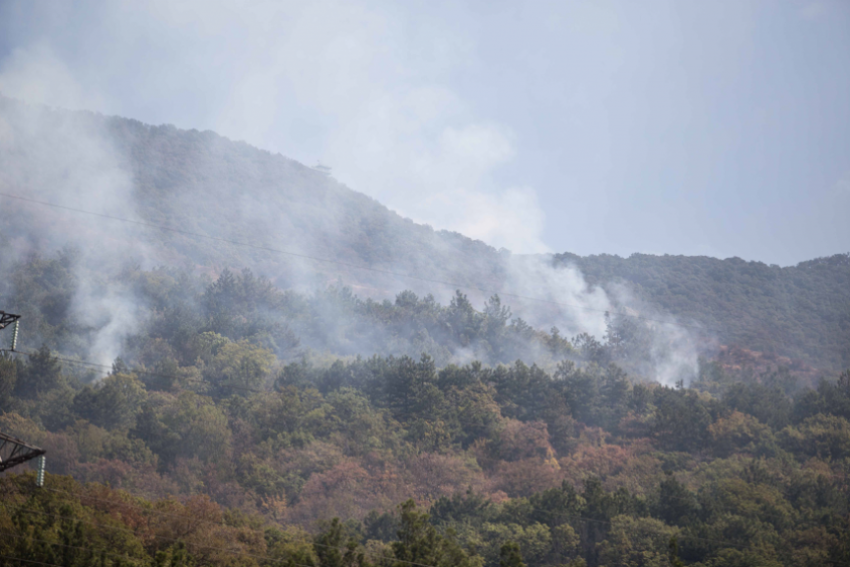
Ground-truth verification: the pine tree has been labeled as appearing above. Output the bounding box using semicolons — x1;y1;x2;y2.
499;541;526;567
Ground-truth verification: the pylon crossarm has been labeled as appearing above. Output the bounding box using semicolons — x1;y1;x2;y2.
0;431;46;472
0;311;20;331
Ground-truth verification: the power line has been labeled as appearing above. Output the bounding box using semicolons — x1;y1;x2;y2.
13;340;846;525
0;554;63;567
7;489;848;567
0;530;146;567
40;486;244;529
502;500;819;558
6;348;845;559
28;477;850;567
0;500;312;567
5;496;404;567
1;348;267;392
0;191;716;334
34;484;446;567
8;445;850;567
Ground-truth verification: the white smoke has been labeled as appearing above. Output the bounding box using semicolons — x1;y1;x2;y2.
0;0;551;256
503;255;610;338
607;281;701;386
0;10;703;384
0;48;153;371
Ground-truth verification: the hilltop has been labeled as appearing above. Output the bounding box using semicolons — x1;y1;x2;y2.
0;95;506;297
1;95;848;371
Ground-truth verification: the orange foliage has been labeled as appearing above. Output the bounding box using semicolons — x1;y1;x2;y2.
559;444;630;484
287;459;378;524
403;452;486;503
496;419;554;462
557;440;661;495
489;457;562;497
38;431;80;475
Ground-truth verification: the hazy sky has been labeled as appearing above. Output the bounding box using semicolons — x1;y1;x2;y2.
1;0;848;265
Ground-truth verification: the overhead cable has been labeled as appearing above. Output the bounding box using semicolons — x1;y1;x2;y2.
0;191;716;334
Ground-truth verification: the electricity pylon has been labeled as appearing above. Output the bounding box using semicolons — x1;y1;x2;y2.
0;310;20;350
0;310;20;330
0;432;45;474
0;312;45;483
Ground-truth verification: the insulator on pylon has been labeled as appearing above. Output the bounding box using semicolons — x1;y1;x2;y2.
11;320;19;351
36;455;46;487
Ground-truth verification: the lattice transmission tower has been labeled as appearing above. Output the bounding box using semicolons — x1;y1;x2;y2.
0;312;46;483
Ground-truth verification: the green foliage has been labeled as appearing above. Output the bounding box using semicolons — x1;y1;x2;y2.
722;382;792;430
0;352;17;409
1;341;847;566
654;473;699;527
651;387;714;452
793;370;850;423
780;414;850;460
708;411;776;458
596;515;678;567
203;339;275;395
15;345;64;399
0;350;848;567
391;500;479;567
72;373;147;430
0;251;848;567
498;541;526;567
314;518;370;567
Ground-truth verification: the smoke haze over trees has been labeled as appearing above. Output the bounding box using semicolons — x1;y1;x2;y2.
1;97;847;378
0;97;849;567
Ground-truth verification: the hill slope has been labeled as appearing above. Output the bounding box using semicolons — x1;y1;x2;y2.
0;95;847;371
0;95;506;296
553;252;850;369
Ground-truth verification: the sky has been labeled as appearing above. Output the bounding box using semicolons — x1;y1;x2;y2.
0;0;848;266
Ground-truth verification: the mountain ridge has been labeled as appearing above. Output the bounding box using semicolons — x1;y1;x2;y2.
552;251;850;369
1;95;848;370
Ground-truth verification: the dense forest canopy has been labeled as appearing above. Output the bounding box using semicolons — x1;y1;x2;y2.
1;97;849;567
1;335;849;566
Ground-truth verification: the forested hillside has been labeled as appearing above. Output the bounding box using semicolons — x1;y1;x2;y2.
1;247;848;567
0;254;848;567
553;252;850;370
1;96;849;566
1;338;849;566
